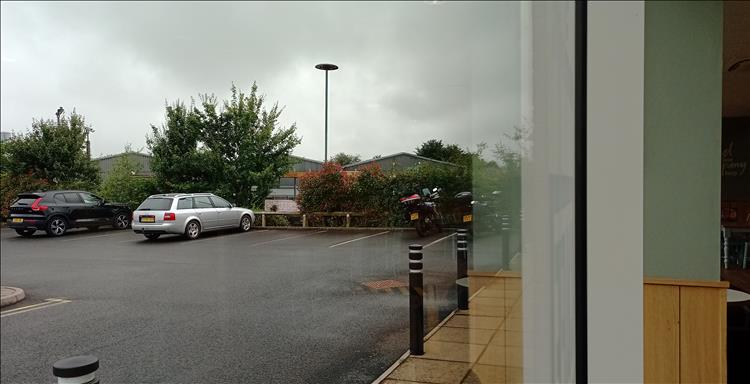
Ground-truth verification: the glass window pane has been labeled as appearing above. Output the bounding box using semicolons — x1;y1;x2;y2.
0;2;579;383
193;196;214;208
210;196;230;208
78;192;101;204
177;198;193;210
137;198;173;210
63;193;84;204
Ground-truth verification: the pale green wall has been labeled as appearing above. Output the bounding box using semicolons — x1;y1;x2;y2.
644;1;723;280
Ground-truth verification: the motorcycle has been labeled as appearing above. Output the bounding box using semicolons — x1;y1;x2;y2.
400;187;443;237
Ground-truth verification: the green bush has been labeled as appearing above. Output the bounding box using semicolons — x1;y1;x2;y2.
253;213;291;227
98;155;159;210
265;214;290;227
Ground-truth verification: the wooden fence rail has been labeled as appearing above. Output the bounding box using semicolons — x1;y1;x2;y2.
256;211;365;228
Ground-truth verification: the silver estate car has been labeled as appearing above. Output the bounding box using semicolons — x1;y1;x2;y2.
131;193;255;240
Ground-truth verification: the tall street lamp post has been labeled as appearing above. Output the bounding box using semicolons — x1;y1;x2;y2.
56;106;65;126
315;63;338;162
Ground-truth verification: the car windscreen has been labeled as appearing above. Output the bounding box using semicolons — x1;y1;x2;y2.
137;198;173;211
12;198;39;206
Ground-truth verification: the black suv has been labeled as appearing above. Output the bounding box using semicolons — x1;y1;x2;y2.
7;190;131;237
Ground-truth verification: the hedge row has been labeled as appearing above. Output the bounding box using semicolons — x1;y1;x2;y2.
296;162;473;227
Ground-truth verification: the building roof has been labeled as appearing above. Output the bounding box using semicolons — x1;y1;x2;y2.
94;152;152;161
342;152;460;169
290;155;323;164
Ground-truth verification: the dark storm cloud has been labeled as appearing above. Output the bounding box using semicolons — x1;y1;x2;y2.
1;1;520;160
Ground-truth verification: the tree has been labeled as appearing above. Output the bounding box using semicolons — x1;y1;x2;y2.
331;152;361;166
98;149;158;210
415;139;471;165
148;83;301;208
1;110;99;187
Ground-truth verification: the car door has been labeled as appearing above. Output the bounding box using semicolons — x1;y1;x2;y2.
78;192;110;224
192;196;218;230
210;196;236;227
61;192;88;226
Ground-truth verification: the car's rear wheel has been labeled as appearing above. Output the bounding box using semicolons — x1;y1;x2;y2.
45;216;68;237
113;212;130;229
185;220;201;240
144;233;161;240
15;229;35;237
239;215;252;232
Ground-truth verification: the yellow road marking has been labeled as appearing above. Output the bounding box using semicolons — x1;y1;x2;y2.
329;231;390;248
1;298;71;317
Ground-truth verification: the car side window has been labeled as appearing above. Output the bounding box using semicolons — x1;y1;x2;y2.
79;192;101;205
41;196;55;204
210;196;231;208
63;193;84;204
54;194;67;203
177;198;193;210
193;196;214;209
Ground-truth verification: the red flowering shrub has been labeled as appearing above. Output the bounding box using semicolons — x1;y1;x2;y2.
296;162;355;213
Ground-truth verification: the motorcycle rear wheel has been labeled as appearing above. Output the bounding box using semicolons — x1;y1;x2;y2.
415;216;430;237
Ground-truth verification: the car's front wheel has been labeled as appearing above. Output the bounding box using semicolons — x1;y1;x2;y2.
15;229;35;237
239;215;252;232
112;212;130;230
184;220;201;240
45;216;68;237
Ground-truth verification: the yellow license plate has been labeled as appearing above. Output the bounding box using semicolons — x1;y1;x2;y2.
462;214;473;223
140;216;155;223
11;218;23;223
410;212;419;221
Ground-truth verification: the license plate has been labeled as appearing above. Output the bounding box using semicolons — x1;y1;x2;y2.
463;214;473;223
140;216;155;223
410;212;419;221
11;218;23;223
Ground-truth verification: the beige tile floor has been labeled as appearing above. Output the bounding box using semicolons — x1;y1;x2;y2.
385;277;523;384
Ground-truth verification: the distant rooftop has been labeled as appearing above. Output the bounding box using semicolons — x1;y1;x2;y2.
343;152;459;170
93;152;152;161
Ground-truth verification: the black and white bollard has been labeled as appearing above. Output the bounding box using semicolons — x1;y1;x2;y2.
53;355;99;384
409;244;425;356
456;229;469;310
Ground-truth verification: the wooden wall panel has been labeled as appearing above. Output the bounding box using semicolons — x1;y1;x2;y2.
680;286;727;384
644;284;680;383
644;278;728;383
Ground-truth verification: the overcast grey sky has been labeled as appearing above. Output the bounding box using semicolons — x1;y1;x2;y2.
1;1;520;160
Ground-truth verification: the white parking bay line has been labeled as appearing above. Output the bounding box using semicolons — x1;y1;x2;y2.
1;298;71;318
329;231;390;248
251;230;327;246
424;233;456;248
